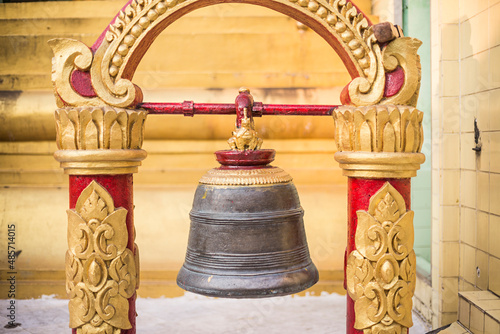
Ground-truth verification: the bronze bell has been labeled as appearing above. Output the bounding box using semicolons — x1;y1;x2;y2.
176;88;319;298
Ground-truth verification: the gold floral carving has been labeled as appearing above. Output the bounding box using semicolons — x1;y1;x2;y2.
333;105;423;153
54;106;147;174
66;181;138;334
199;166;292;185
346;182;416;334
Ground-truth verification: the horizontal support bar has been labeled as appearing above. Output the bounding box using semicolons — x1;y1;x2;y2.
139;102;338;116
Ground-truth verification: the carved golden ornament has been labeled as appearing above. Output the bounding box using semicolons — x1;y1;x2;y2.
55;106;146;150
54;106;147;174
48;38;101;108
347;37;422;107
228;108;263;151
66;181;138;334
332;104;425;178
48;0;403;108
346;182;416;334
199;166;292;185
333;105;423;153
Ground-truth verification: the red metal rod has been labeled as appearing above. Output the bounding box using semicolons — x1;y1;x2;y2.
259;103;335;116
138;102;338;116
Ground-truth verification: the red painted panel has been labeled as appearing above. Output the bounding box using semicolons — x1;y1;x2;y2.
70;70;97;98
384;66;405;97
345;177;411;334
69;174;136;334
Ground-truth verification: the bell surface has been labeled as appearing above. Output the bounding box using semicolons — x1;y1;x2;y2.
177;149;319;298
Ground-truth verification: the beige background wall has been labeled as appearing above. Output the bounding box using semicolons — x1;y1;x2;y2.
429;0;500;329
0;0;374;297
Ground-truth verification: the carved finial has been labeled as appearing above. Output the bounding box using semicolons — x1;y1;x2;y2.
228;107;263;151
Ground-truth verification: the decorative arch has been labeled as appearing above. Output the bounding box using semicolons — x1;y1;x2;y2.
49;0;422;109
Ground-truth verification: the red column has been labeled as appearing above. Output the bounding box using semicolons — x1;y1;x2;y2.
69;175;137;334
332;104;425;334
346;178;411;334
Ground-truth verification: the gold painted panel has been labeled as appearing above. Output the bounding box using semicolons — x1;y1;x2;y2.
346;182;416;333
66;181;138;334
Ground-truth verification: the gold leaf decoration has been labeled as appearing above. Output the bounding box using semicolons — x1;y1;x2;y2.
66;181;137;334
346;182;415;333
55;106;147;151
333;105;424;153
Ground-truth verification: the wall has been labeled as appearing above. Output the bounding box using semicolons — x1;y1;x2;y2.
0;0;375;298
430;0;500;330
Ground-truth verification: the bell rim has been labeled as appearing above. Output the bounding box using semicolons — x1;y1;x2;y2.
176;262;319;299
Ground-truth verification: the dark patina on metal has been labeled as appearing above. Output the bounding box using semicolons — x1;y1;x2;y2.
176;149;319;298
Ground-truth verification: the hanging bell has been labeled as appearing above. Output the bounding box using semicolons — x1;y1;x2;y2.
176;88;319;298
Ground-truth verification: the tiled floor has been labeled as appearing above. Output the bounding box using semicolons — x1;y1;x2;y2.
1;293;430;333
458;291;500;334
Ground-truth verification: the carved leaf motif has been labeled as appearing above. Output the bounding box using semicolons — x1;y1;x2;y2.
359;121;372;151
400;250;416;294
134;244;140;290
404;122;415;153
68;210;94;260
387;281;413;327
69;283;96;328
339;118;351;151
84;121;99;150
109;122;122;149
95;281;132;329
382;122;396;152
346;250;373;299
374;192;400;223
76;182;115;219
80;190;109;222
55;107;147;152
109;248;137;298
130;117;144;149
388;211;414;260
94;209;128;260
356;211;388;261
355;282;387;328
66;251;84;297
57;110;77;149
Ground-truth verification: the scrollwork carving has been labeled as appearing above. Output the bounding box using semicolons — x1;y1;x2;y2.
346;37;422;107
66;181;137;334
49;0;421;108
346;182;415;333
48;39;102;108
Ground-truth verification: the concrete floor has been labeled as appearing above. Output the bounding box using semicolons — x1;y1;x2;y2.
1;293;430;333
